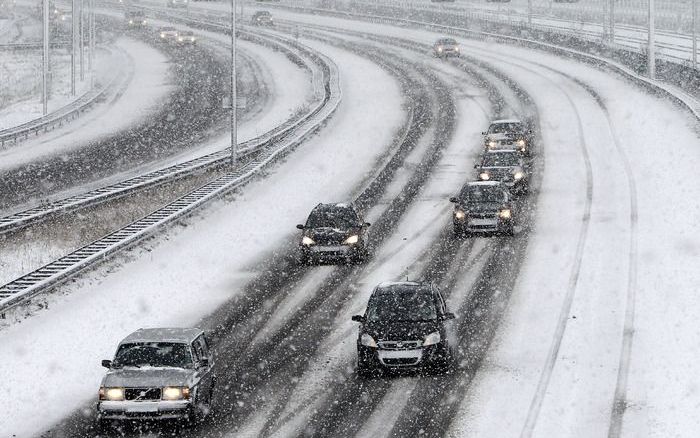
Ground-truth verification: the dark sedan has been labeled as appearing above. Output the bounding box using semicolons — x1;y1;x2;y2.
450;181;516;236
352;281;456;376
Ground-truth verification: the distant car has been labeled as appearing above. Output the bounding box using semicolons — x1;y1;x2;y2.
176;30;196;45
167;0;188;8
125;10;147;27
59;11;71;22
251;10;273;26
158;26;179;42
450;181;516;235
97;328;215;427
297;202;370;264
352;281;456;376
475;150;529;195
433;37;460;58
483;119;533;155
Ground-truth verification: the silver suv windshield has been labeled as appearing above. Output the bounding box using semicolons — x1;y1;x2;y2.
113;342;193;368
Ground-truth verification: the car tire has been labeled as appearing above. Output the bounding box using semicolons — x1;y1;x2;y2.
357;358;375;378
299;251;311;265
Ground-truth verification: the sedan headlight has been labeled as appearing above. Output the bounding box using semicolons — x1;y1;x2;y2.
479;172;490;181
162;386;190;401
178;37;183;42
301;236;315;246
513;171;525;180
160;33;165;38
498;209;512;219
344;235;359;245
437;47;443;52
454;210;466;220
488;141;497;148
99;387;124;401
516;139;526;147
423;331;441;346
361;333;377;348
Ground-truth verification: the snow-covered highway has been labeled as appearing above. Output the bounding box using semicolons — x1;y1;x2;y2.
0;1;698;438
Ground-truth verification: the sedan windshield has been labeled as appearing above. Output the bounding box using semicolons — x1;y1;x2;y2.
366;290;437;322
306;207;359;229
113;342;193;368
460;186;506;203
488;123;523;134
482;153;520;167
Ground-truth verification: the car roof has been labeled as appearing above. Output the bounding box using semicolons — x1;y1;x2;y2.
314;202;354;210
120;328;203;344
374;281;433;294
490;119;522;124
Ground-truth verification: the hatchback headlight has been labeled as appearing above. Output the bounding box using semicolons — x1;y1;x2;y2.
513;171;524;180
302;236;315;246
423;331;441;346
479;172;490;181
499;209;512;219
162;386;190;401
160;33;165;38
361;333;377;348
99;387;124;401
344;235;359;245
454;210;466;220
488;141;497;148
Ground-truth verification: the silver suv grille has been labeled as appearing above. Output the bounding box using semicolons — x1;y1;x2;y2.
125;387;161;401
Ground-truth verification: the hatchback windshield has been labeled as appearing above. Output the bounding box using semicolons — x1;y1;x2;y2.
460;185;506;203
113;342;193;368
438;39;456;45
306;207;359;229
366;289;437;322
482;153;520;167
488;123;523;134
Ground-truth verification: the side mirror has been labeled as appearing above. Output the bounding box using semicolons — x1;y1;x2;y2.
481;131;486;135
443;312;456;320
473;163;480;169
101;359;112;369
351;315;365;323
199;358;209;368
296;224;305;230
449;197;458;203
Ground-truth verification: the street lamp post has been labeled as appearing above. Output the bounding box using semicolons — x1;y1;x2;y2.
79;0;84;82
609;0;615;43
230;0;237;166
648;0;655;79
71;0;77;95
42;0;49;115
693;0;697;69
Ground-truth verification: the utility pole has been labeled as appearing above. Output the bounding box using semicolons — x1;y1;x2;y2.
42;0;49;115
79;0;84;82
527;0;532;28
648;0;655;79
693;0;697;69
230;0;237;166
71;0;77;95
608;0;615;43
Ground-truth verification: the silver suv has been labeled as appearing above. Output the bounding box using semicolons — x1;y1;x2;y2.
97;328;215;426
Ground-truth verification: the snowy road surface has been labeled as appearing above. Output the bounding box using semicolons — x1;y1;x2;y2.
0;3;698;438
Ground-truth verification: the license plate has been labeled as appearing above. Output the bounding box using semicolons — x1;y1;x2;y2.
379;349;422;359
127;404;158;413
469;219;497;226
311;246;346;252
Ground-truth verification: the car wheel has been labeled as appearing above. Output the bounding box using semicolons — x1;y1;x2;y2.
453;225;463;237
299;251;311;265
357;358;375;378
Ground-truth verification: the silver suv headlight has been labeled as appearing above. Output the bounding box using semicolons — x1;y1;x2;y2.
302;236;315;246
99;387;124;401
344;235;359;245
162;386;190;401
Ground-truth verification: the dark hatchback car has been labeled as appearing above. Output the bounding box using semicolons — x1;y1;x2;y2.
251;10;273;26
352;282;456;376
450;181;516;236
483;119;533;155
297;203;370;264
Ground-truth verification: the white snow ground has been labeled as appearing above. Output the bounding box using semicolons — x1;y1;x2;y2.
0;34;404;438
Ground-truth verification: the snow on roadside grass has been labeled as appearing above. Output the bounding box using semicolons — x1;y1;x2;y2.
0;37;403;438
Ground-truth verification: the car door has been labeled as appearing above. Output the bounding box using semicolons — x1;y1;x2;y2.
436;288;457;348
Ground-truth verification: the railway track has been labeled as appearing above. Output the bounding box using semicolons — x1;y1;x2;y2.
0;29;340;316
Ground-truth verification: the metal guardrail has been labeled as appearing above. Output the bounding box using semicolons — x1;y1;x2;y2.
0;31;320;235
0;46;125;147
0;40;71;50
0;30;341;315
